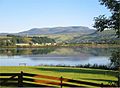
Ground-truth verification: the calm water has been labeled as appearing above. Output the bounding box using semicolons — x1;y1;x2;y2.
0;47;118;66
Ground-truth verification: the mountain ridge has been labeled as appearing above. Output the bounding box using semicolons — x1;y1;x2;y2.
17;26;96;35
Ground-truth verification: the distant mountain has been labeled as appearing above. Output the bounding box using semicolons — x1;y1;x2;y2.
0;26;119;44
0;33;9;36
18;26;96;35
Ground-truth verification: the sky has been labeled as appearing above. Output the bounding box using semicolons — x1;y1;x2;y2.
0;0;111;33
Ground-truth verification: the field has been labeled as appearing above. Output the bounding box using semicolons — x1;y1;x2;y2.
0;66;118;87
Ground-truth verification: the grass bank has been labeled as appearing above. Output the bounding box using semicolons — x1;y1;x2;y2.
0;66;118;87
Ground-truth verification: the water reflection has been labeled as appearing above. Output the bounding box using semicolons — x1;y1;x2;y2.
0;47;118;56
0;47;119;66
0;48;55;56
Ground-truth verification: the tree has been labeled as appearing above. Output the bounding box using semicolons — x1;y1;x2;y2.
31;37;55;44
110;49;120;86
93;0;120;38
110;49;120;69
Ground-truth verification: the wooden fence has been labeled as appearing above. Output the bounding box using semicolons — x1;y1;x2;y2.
0;71;116;87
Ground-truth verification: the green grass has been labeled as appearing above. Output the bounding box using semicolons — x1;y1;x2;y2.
0;66;118;85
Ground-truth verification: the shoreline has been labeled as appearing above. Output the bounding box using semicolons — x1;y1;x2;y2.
0;44;120;48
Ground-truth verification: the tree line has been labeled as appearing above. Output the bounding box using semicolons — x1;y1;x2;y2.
0;35;56;47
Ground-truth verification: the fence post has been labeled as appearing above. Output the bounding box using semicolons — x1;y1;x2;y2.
18;71;23;87
60;76;63;88
101;83;103;88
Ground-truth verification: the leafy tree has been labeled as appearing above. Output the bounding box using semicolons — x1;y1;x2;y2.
93;0;120;38
0;38;16;46
110;49;120;86
110;49;120;69
31;37;55;44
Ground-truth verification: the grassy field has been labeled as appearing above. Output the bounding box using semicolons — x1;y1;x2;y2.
0;66;118;87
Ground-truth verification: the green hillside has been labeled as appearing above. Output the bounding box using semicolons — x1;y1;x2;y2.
0;30;119;44
30;33;80;43
69;30;120;44
29;30;120;44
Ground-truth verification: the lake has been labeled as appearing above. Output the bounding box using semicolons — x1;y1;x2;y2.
0;47;118;66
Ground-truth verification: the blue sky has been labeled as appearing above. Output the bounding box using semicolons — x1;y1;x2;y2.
0;0;111;33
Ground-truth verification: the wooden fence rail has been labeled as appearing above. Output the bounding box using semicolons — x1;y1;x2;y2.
0;71;116;87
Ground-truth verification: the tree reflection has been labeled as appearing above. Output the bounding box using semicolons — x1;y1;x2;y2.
31;48;55;55
0;48;55;56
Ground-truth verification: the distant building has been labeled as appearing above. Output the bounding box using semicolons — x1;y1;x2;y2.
16;43;29;46
45;43;52;45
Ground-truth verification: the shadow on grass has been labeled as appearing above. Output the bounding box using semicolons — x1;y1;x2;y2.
0;82;53;87
35;67;118;76
80;78;117;83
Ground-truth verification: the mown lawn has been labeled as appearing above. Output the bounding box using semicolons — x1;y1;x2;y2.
0;66;118;87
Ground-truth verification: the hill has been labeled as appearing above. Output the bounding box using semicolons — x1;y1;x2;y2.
69;30;120;44
0;26;119;44
18;26;95;35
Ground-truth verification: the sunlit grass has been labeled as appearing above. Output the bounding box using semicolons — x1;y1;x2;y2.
0;66;118;85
